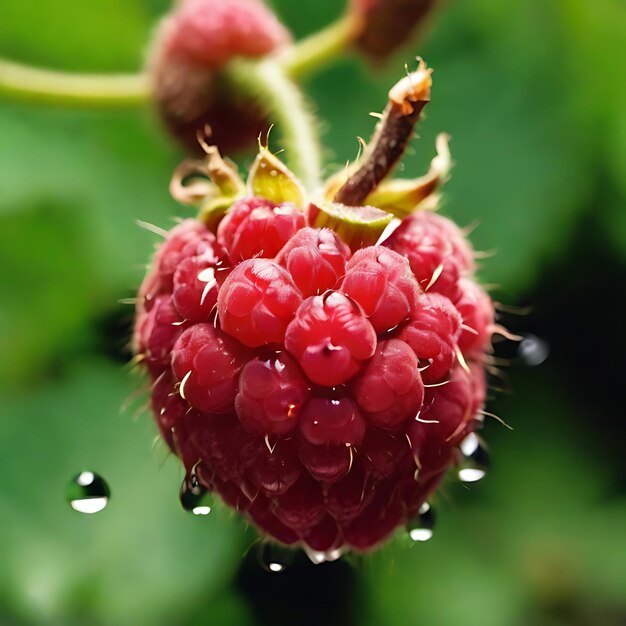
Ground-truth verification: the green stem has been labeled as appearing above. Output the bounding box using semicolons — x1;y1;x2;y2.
225;59;322;192
0;59;149;107
280;14;359;81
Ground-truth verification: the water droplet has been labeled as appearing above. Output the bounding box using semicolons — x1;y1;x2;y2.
304;547;344;565
457;433;489;483
66;471;110;514
257;542;294;573
407;502;435;542
518;334;549;366
180;469;213;516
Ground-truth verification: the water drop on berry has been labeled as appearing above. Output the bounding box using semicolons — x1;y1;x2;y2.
304;547;344;565
66;471;110;514
457;433;489;483
180;469;213;515
257;542;294;573
518;333;549;366
407;502;435;542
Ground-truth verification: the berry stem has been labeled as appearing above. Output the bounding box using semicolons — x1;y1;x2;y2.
334;61;432;206
280;14;360;81
0;59;149;107
225;59;322;191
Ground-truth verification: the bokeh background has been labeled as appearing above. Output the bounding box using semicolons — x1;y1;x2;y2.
1;1;625;624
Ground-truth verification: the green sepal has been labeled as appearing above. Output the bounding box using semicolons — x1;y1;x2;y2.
247;145;306;208
308;200;394;251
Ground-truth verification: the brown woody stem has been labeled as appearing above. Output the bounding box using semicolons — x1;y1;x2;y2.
333;61;432;206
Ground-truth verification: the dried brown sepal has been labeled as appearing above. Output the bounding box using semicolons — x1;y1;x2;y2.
334;60;432;207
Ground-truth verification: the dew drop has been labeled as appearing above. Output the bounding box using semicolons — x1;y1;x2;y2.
304;547;344;565
407;502;435;542
257;542;294;573
180;468;213;516
518;334;549;366
457;433;489;483
66;471;110;514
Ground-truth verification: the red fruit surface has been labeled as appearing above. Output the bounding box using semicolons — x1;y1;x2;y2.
217;197;306;263
217;258;302;347
276;227;351;297
383;211;475;301
285;292;377;386
350;339;424;429
172;323;248;413
398;293;462;384
134;197;495;554
235;353;310;435
341;247;421;332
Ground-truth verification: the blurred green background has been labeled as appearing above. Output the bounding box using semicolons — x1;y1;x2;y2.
1;1;625;624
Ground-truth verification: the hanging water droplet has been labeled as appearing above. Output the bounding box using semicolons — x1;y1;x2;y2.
180;469;213;516
457;433;489;483
66;471;110;514
257;542;294;573
517;334;549;366
304;547;344;565
407;502;436;542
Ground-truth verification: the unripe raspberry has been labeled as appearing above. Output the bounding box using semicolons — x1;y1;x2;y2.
235;352;310;436
383;211;475;301
217;197;306;263
341;247;421;332
217;259;302;348
275;227;351;297
150;0;291;154
299;395;366;447
285;292;377;387
351;0;437;60
397;293;462;384
350;339;424;429
171;323;249;413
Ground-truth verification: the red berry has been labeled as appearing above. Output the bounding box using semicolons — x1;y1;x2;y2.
247;439;302;496
298;439;353;483
397;293;462;384
235;353;310;436
217;258;302;348
341;247;420;332
285;291;377;386
171;323;248;413
350;339;424;429
217;197;306;263
299;395;366;447
383;211;474;301
275;227;351;297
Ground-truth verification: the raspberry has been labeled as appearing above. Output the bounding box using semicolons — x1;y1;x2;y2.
383;211;475;301
150;0;291;154
285;292;377;387
217;258;302;347
350;339;424;429
341;247;420;332
133;68;498;555
275;227;351;297
397;293;462;384
171;323;249;413
217;197;306;263
235;352;310;435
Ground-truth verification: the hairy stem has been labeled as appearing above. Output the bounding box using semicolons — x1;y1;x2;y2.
0;59;149;107
225;58;322;191
334;61;433;206
280;13;360;81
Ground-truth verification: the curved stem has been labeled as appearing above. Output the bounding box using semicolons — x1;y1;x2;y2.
225;59;322;192
280;14;360;81
0;59;149;107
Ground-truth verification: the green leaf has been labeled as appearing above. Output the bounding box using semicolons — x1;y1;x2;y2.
0;359;247;625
